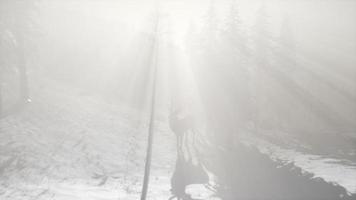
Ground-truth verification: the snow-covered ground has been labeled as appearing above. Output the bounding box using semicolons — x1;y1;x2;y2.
0;78;222;200
0;79;175;200
1;79;355;199
240;131;356;195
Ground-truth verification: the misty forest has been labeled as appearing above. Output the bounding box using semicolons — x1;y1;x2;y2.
0;0;356;199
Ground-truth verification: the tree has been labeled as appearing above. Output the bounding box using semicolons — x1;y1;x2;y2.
251;2;274;130
217;0;253;147
279;14;297;75
200;0;220;52
224;0;247;56
0;0;37;113
253;1;271;67
140;10;160;200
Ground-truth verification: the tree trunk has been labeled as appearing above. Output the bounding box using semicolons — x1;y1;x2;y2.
17;32;29;104
0;72;2;117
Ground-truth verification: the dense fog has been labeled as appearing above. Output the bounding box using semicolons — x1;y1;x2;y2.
1;0;355;199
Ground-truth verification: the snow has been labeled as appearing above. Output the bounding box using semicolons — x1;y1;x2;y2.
240;132;356;195
1;79;355;199
1;79;354;199
0;79;219;200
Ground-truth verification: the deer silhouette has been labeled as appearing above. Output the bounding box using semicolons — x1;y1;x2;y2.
169;108;209;200
169;108;197;158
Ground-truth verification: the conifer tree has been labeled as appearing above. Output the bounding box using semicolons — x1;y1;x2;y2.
279;14;297;74
225;0;247;56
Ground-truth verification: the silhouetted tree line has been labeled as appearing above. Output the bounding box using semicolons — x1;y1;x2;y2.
186;0;355;147
183;1;355;198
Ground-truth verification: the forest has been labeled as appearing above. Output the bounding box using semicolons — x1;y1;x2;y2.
0;0;355;199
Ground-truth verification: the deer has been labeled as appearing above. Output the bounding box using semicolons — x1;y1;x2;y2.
169;107;196;158
169;106;209;200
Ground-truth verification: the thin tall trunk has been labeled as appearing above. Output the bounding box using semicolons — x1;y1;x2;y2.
140;13;160;200
17;32;29;104
0;73;2;117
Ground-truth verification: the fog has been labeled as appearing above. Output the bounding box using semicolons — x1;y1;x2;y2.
1;0;355;199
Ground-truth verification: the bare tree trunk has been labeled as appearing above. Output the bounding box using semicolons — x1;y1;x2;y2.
0;72;2;117
140;12;160;200
17;32;29;104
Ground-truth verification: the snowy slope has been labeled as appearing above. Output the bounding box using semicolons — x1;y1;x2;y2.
2;79;354;199
0;79;179;200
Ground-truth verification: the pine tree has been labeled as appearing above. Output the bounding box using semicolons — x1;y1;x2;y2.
279;14;297;74
221;0;253;139
253;1;271;66
200;0;219;52
225;0;247;56
251;2;279;131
